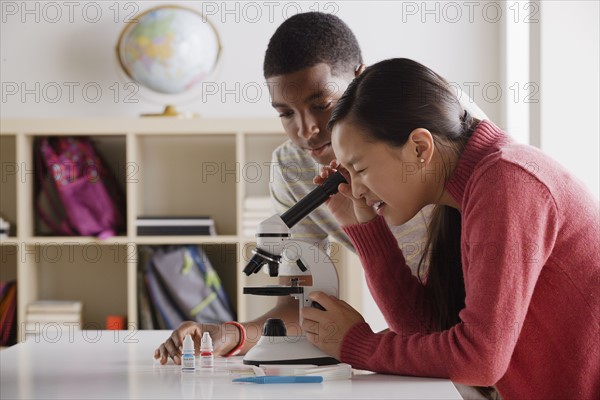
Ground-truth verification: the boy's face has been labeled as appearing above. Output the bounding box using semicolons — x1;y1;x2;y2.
266;63;352;165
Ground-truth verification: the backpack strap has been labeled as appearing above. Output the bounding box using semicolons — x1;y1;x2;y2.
35;138;76;235
80;138;126;231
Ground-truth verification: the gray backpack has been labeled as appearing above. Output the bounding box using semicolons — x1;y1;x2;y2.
141;245;235;329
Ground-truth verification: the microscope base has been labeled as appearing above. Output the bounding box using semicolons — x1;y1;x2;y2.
243;335;339;366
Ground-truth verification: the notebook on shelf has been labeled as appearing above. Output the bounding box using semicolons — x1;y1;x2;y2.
136;216;216;236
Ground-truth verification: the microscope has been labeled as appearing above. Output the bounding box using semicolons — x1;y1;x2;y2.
242;171;347;366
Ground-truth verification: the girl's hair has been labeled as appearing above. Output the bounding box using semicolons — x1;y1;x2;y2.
329;57;495;399
328;58;477;331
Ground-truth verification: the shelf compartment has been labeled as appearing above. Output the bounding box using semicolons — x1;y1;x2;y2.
136;242;239;328
243;134;287;198
136;134;237;236
30;243;128;330
32;135;128;238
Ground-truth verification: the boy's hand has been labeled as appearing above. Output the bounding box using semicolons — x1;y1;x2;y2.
153;321;241;364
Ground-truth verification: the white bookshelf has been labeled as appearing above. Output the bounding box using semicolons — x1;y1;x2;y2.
0;118;363;339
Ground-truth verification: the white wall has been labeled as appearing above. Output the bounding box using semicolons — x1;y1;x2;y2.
1;1;598;331
1;0;501;122
538;1;599;198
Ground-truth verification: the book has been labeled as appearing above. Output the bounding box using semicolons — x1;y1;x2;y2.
136;216;216;236
25;312;82;323
27;300;82;314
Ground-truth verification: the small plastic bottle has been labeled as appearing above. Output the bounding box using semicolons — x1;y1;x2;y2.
181;334;196;371
199;332;214;369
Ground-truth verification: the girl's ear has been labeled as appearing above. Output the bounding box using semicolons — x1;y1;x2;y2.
408;128;434;166
355;64;367;77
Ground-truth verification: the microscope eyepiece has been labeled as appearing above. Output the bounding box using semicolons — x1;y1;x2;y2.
280;171;347;228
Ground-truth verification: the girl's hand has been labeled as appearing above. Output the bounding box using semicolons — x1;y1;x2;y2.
301;291;366;360
314;161;377;225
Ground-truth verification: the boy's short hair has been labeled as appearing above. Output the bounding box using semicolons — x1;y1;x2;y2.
263;12;363;78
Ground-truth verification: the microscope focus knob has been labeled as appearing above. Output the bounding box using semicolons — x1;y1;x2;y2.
262;318;287;337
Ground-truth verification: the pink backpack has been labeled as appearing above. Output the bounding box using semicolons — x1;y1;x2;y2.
36;137;125;239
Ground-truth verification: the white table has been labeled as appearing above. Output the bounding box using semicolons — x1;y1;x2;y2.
1;330;461;399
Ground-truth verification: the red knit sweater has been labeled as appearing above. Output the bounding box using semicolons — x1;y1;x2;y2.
341;121;599;399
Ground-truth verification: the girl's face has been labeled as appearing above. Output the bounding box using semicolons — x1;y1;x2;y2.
332;120;436;226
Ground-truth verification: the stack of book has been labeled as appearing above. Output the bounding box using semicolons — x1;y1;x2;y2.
136;216;216;236
242;197;273;238
24;300;83;336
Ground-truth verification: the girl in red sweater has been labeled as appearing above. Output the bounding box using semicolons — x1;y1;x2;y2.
303;58;599;399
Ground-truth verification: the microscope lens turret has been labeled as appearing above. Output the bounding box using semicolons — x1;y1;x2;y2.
243;252;265;276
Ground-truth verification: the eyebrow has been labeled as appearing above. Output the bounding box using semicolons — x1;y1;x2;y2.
271;90;327;108
304;90;326;104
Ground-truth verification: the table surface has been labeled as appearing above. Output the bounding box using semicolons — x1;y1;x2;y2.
0;330;461;399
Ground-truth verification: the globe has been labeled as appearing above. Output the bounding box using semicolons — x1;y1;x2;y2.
116;5;221;101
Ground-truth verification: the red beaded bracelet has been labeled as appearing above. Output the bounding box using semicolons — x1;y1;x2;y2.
222;321;246;357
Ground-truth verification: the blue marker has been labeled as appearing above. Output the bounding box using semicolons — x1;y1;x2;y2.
232;376;323;384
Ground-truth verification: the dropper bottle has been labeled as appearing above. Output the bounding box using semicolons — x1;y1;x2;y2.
181;334;195;371
200;332;214;369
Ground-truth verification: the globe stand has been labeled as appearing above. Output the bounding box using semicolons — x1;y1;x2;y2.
141;105;198;118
